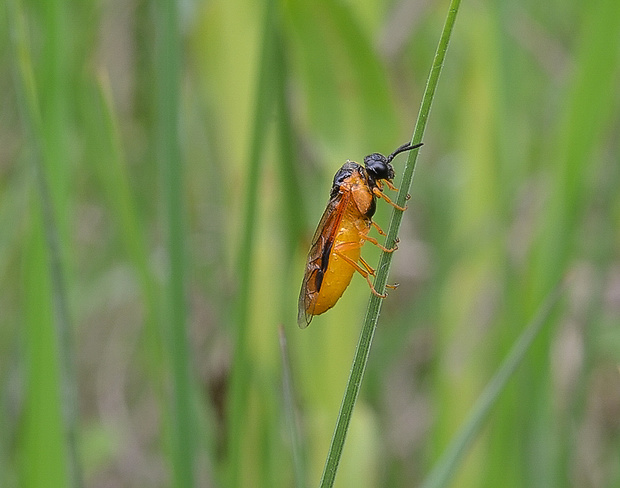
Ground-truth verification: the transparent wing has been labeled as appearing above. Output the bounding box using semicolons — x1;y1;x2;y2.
297;192;350;327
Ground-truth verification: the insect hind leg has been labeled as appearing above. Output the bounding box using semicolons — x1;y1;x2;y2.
359;255;399;291
358;256;376;276
334;249;387;298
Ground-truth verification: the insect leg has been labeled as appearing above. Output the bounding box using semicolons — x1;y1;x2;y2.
382;180;411;200
360;255;399;290
373;187;407;211
358;256;376;276
370;222;401;247
383;179;399;192
360;233;398;252
333;248;387;298
385;180;411;200
371;220;386;236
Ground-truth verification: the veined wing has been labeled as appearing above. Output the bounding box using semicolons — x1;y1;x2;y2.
297;191;351;327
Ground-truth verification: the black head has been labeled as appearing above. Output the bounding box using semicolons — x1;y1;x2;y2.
363;142;423;182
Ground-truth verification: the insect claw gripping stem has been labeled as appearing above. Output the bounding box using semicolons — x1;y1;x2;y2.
369;286;388;299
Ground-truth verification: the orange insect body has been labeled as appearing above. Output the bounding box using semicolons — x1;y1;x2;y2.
308;171;373;316
298;142;423;328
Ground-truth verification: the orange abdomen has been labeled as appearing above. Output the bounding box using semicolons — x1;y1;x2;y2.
312;215;370;315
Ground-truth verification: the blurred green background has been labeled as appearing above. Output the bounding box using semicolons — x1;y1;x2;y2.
2;0;620;487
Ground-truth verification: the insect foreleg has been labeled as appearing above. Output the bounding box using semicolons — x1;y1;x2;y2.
372;187;407;211
377;179;411;200
383;179;398;192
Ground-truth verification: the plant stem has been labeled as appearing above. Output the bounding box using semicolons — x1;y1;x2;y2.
8;2;83;486
154;0;196;485
420;284;564;488
226;0;278;486
318;1;462;486
279;326;307;488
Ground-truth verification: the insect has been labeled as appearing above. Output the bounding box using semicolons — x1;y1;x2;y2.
297;141;423;328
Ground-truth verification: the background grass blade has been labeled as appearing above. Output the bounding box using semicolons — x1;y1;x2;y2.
421;284;564;488
8;1;82;486
226;0;279;486
154;0;196;485
279;326;307;488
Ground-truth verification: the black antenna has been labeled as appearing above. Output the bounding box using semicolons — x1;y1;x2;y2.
386;142;423;163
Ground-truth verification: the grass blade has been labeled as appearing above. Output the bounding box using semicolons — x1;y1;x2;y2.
318;1;462;486
154;0;196;485
421;284;564;488
226;0;279;485
279;326;307;488
8;1;82;486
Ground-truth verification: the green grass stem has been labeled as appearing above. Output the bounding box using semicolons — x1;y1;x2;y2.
318;1;462;486
226;0;279;486
279;326;307;488
154;0;196;486
94;72;163;341
420;284;564;488
8;1;82;486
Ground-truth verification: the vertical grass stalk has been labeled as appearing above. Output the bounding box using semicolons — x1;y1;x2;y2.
154;0;196;486
319;1;462;486
226;0;279;486
420;284;564;488
8;1;83;486
279;326;307;488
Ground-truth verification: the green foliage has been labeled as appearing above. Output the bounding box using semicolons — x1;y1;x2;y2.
2;0;620;487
